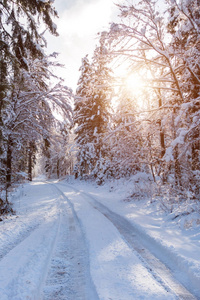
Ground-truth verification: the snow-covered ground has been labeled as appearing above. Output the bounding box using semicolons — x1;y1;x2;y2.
0;176;199;299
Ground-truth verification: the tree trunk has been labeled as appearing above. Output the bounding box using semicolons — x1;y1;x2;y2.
174;145;181;186
147;134;156;183
158;93;166;158
172;109;182;186
28;142;34;181
157;119;165;158
6;136;12;190
57;159;60;178
192;140;200;171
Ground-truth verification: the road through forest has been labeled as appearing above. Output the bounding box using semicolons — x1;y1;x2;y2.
0;179;198;300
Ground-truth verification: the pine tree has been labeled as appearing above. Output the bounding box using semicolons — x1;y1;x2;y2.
90;32;113;177
74;55;95;177
74;34;113;181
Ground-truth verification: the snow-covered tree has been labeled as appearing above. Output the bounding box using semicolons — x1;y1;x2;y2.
0;0;58;134
74;55;95;177
101;0;200;198
0;0;74;210
105;0;185;185
74;34;113;181
1;54;73;197
44;122;74;179
0;0;58;193
89;33;113;180
166;0;200;193
105;91;146;179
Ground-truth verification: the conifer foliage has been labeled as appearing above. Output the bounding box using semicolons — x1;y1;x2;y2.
74;55;94;177
74;34;113;181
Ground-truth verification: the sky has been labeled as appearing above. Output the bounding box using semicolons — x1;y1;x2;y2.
46;0;122;91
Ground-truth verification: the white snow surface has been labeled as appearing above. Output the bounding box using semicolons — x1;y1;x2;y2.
0;176;199;299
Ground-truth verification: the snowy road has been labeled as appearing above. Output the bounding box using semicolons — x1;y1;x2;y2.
0;179;198;299
0;180;97;300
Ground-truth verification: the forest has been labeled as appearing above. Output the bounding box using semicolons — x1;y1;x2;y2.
0;0;199;213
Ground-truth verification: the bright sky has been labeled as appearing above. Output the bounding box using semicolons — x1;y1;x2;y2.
46;0;121;91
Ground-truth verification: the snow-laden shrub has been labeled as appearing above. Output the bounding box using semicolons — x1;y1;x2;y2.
150;182;200;229
164;200;200;230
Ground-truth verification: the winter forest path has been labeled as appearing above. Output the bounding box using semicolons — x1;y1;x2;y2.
0;179;198;299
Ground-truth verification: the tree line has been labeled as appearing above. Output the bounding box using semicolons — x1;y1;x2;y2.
0;0;72;212
74;0;200;200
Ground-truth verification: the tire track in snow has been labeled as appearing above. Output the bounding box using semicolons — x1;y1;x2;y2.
0;182;65;299
0;183;60;262
57;182;198;300
90;202;197;300
42;183;99;300
0;209;61;299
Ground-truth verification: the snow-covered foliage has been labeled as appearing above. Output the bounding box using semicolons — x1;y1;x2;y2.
74;35;113;180
43;121;74;179
0;0;72;210
73;0;199;214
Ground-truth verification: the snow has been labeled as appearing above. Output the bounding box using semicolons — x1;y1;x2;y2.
164;146;174;162
0;176;199;299
59;189;174;299
61;177;200;298
171;128;188;147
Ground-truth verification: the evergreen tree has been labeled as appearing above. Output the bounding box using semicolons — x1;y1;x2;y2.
74;55;95;177
74;34;113;181
90;32;113;178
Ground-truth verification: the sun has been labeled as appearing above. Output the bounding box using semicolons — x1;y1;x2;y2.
124;73;144;95
112;64;147;109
